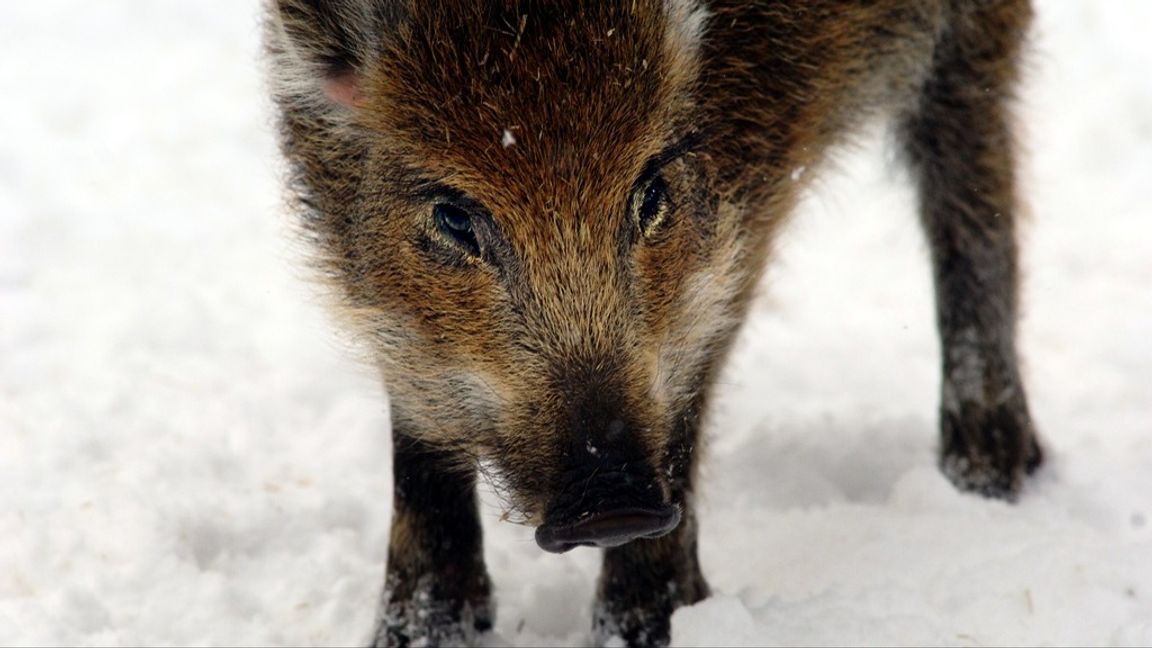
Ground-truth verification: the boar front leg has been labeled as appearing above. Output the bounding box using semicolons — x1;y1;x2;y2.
900;1;1042;500
372;431;493;647
594;507;708;647
593;411;709;647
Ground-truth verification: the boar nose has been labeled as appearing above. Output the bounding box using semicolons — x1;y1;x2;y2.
535;417;680;553
535;502;681;553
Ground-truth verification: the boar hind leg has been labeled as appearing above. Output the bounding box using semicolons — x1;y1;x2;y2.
373;432;492;647
900;1;1042;500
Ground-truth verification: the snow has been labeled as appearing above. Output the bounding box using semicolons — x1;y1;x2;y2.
1;1;1149;645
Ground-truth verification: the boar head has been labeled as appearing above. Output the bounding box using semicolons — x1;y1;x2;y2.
269;0;763;551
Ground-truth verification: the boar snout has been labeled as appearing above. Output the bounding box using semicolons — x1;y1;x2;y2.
535;420;680;553
535;503;681;554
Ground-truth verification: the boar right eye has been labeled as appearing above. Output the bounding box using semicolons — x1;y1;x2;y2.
433;204;480;257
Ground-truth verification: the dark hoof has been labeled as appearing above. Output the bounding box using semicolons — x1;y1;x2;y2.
939;401;1043;501
592;577;708;648
373;577;493;647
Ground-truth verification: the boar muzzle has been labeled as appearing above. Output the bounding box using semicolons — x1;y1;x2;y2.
534;425;681;553
535;503;681;553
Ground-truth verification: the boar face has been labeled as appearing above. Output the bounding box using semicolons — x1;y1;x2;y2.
271;1;751;545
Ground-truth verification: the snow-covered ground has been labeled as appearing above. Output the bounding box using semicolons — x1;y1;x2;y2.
1;1;1149;645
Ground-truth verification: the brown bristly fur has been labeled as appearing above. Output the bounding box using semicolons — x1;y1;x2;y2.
266;1;1041;646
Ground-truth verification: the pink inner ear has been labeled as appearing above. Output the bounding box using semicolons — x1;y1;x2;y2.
321;70;361;108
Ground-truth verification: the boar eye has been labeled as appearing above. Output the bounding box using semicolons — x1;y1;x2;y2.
433;204;480;257
634;175;670;237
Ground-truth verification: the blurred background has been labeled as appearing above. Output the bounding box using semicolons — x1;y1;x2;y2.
1;1;1149;645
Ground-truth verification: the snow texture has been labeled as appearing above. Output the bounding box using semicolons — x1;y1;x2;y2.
2;1;1150;645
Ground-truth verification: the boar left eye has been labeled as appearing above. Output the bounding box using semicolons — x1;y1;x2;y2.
433;203;481;257
634;175;670;237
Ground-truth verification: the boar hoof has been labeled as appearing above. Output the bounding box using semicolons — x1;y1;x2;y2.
592;577;708;647
938;400;1043;502
593;604;669;648
373;576;493;647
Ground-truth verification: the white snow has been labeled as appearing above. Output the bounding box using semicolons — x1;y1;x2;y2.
1;1;1150;645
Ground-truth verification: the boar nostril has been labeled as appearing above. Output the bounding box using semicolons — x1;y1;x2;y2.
534;504;681;554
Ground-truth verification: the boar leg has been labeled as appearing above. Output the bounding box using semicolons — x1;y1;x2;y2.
900;2;1041;500
593;412;709;647
372;433;492;647
595;508;708;647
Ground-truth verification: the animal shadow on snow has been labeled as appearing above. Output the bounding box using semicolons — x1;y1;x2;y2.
705;417;934;509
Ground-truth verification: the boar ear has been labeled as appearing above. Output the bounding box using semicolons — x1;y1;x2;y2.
320;68;361;108
269;0;379;109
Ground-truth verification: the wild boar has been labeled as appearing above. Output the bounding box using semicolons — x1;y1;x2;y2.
265;0;1042;645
